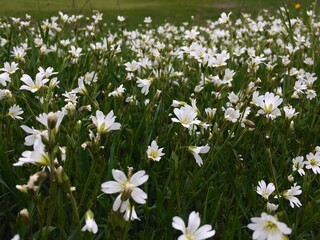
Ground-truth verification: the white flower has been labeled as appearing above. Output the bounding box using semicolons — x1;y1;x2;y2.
208;50;230;68
81;210;98;234
117;16;126;22
188;144;210;166
256;92;283;120
108;84;125;97
292;156;305;176
0;72;11;86
172;211;215;240
12;46;26;61
293;80;307;96
283;105;298;119
11;234;20;240
306;89;317;100
82;71;98;85
20;125;47;146
90;110;121;134
256;180;275;200
266;202;279;212
38;66;57;78
69;45;82;58
72;78;88;95
248;212;291;240
147;140;165;161
0;89;12;100
283;183;302;208
137;77;153;95
218;12;232;24
101;168;148;213
144;16;152;23
224;107;240;123
62;91;78;104
16;171;44;193
13;140;49;166
305;152;320;174
124;61;139;72
36;110;66;131
184;29;199;40
205;108;217;119
20;73;49;93
7;104;23;120
123;202;140;221
171;105;200;129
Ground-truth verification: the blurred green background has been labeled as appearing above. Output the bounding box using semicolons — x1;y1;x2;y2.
0;0;297;25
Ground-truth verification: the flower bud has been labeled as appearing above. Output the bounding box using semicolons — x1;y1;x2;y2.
19;208;30;224
267;202;279;212
288;174;294;182
47;112;58;130
242;119;256;128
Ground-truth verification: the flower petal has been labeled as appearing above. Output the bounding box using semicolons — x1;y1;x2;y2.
130;170;149;186
172;216;186;232
131;188;147;204
112;169;127;183
101;181;122;194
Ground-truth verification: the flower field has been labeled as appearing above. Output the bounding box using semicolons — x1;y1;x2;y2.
1;3;320;239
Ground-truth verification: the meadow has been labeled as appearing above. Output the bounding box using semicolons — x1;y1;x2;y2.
0;0;295;26
1;0;320;239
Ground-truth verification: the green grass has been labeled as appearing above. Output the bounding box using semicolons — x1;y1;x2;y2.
0;0;294;25
1;1;320;240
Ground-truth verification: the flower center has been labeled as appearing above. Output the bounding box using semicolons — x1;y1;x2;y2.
121;181;135;201
149;150;158;159
180;117;191;125
265;104;273;114
264;220;277;230
185;230;195;240
310;158;317;166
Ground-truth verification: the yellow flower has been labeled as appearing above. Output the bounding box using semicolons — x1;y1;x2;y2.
295;3;301;10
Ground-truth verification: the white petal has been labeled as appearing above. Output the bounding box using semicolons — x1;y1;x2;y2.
194;224;216;239
130;170;149;186
112;169;127;183
108;122;121;131
101;181;122;194
131;188;147;204
112;194;122;211
177;235;187;240
193;153;203;167
187;211;201;234
120;200;128;213
172;216;186;232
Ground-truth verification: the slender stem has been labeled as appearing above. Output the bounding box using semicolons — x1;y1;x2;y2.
123;203;133;240
69;190;81;233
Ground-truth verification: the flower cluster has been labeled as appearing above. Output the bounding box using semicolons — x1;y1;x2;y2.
2;5;320;239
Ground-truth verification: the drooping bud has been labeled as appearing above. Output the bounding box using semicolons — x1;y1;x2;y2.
242;119;256;128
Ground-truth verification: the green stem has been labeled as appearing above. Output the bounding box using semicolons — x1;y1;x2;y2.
122;203;133;240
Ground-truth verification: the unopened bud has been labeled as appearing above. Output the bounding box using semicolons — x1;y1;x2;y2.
290;120;294;130
242;119;256;128
16;184;28;193
75;120;82;132
47;112;58;130
19;208;30;224
78;105;92;112
56;166;69;184
288;174;294;182
127;167;133;178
